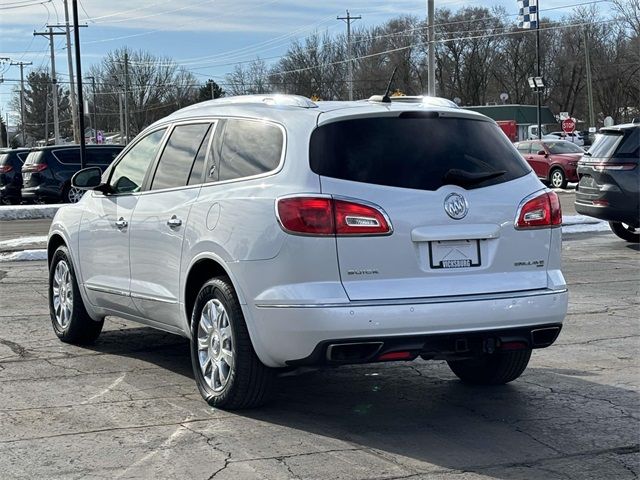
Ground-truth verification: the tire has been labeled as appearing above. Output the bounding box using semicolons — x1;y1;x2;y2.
190;277;274;409
62;184;85;204
609;222;640;243
447;349;532;385
49;246;104;344
549;168;567;189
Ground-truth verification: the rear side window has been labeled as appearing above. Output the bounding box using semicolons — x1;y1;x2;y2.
16;152;28;163
151;123;211;190
310;116;530;191
87;148;121;167
546;142;584;154
53;149;80;164
218;119;283;182
615;128;639;160
516;143;530;154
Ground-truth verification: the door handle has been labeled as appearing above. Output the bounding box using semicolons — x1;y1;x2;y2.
115;217;128;230
167;215;182;228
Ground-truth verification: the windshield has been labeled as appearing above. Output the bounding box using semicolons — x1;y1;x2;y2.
310;116;530;191
546;142;584;154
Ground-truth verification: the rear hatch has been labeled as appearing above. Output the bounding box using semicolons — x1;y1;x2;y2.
577;127;639;204
311;110;554;301
22;150;49;187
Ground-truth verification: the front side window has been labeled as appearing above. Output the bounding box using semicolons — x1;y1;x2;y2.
218;119;283;181
530;142;544;154
109;129;166;194
151;123;211;190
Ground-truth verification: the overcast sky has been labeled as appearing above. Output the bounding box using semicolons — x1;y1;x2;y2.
0;0;611;117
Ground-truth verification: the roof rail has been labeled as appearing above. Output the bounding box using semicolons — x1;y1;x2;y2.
207;94;318;109
367;95;459;109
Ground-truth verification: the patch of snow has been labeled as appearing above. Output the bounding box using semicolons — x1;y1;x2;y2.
0;249;48;262
563;222;611;234
562;214;602;226
0;236;48;248
0;204;61;220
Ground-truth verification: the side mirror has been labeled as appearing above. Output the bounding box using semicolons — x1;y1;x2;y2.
72;167;110;193
537;150;547;156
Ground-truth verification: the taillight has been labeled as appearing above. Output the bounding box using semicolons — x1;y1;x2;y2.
515;191;562;229
277;196;392;236
592;163;636;171
22;163;47;173
0;165;12;173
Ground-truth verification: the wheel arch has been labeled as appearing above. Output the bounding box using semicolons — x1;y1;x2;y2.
47;233;67;267
184;256;241;327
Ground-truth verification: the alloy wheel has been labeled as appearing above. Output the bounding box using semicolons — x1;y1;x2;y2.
551;170;564;189
52;260;73;329
67;187;84;203
197;299;235;392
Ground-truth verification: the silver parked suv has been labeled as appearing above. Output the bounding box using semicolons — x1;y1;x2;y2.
47;95;568;409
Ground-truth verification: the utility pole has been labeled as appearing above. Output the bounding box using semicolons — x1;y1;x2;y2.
71;0;87;168
210;81;215;100
86;75;97;141
123;51;130;144
337;10;361;101
427;0;435;96
44;88;49;145
34;26;65;145
10;61;32;146
63;0;80;144
535;18;542;139
583;27;595;130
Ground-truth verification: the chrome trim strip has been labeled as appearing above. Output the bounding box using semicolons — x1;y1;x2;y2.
255;288;568;309
130;292;178;304
84;284;129;297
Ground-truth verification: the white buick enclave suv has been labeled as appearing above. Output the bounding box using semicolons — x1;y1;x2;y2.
47;94;568;409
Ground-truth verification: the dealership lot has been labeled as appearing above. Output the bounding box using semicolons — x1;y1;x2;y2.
0;226;638;479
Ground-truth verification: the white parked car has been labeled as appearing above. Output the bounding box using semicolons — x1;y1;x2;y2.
47;94;568;409
545;131;584;146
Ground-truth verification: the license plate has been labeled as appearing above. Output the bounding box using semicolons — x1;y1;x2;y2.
429;239;481;269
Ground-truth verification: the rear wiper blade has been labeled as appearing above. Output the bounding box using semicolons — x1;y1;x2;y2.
443;168;506;187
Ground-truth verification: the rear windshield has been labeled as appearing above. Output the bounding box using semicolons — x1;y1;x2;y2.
24;151;45;165
310;116;530;191
546;142;584;154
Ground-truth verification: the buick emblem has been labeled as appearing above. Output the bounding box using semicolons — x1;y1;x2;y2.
444;193;468;220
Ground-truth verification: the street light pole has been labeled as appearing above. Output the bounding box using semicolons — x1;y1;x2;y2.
71;0;86;169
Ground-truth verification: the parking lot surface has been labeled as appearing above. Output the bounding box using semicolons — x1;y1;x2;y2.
0;230;638;479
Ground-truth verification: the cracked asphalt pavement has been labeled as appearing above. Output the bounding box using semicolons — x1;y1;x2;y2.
0;229;638;479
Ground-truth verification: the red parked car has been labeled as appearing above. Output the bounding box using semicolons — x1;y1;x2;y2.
515;140;584;189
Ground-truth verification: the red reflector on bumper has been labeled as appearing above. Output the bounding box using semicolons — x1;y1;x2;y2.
377;351;414;361
499;341;528;351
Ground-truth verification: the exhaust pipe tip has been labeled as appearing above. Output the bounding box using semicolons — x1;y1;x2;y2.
326;342;383;364
531;326;561;347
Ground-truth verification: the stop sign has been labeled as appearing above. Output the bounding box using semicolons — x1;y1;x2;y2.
562;118;576;133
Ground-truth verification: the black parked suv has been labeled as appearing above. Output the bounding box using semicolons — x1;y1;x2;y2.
575;121;640;242
0;148;31;204
22;145;123;203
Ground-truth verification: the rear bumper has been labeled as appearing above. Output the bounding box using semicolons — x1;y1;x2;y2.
247;288;568;367
22;185;62;202
0;184;21;200
575;201;639;227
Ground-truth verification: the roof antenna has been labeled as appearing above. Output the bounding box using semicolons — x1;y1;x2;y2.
381;66;398;103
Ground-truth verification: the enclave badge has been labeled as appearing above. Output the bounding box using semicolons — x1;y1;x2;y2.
444;193;468;220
